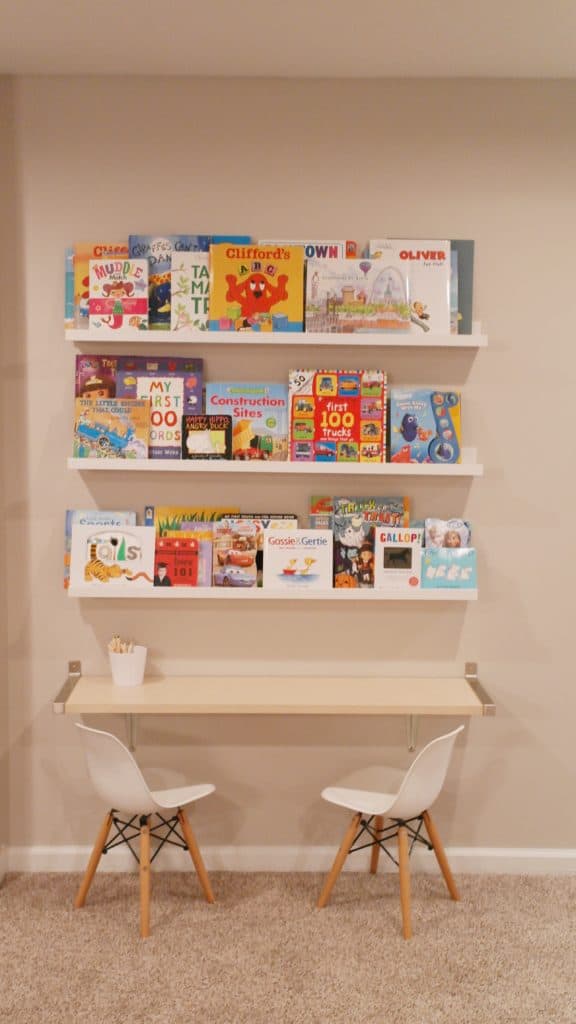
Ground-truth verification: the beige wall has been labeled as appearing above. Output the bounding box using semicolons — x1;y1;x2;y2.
2;76;575;856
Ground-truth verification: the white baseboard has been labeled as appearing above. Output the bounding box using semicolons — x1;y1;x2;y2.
6;844;576;875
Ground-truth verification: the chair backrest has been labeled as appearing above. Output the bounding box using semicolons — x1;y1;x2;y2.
387;725;465;821
76;723;159;816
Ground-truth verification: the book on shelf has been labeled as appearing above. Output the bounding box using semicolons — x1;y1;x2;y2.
69;524;155;590
146;505;240;533
182;415;233;460
75;355;118;398
333;495;410;527
73;397;149;459
209;243;305;332
115;356;203;460
450;239;474;335
88;258;148;332
262;529;333;591
64;509;137;588
308;495;334;530
204;382;289;460
421;547;477;589
424;517;471;548
389;388;462;464
71;242;129;328
212;519;258;588
367;240;451;335
288;369;387;462
333;513;375;589
304;258;410;334
236;513;299;586
170;252;210;333
373;527;424;592
128;235;211;330
258;239;357;259
154;529;213;587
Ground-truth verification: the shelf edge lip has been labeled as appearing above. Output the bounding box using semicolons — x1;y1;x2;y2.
67;587;478;601
65;328;487;348
66;457;483;477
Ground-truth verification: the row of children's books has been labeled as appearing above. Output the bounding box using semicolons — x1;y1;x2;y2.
65;236;474;336
73;355;463;464
65;502;477;592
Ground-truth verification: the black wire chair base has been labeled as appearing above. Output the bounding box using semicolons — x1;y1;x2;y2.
103;811;188;865
348;814;433;868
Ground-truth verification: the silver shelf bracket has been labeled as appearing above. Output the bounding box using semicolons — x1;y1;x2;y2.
53;660;82;714
465;661;496;715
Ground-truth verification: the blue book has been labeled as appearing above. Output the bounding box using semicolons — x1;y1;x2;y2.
421;548;477;589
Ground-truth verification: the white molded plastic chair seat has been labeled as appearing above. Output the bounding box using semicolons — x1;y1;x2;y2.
74;723;215;938
317;725;465;939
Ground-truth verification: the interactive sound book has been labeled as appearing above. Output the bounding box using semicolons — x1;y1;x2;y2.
389;388;462;464
209;243;305;332
304;258;410;333
373;527;424;592
289;369;387;462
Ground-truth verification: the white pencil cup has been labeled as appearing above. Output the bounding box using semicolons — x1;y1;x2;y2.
108;645;147;688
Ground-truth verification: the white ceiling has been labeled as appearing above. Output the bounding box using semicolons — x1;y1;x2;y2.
0;0;575;78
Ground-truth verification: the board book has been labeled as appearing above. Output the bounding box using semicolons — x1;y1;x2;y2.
205;382;289;460
75;355;118;398
171;252;210;333
64;509;136;588
116;356;203;460
368;239;451;335
72;242;129;327
262;529;333;591
182;415;232;459
212;519;258;588
421;547;477;589
73;397;149;459
69;524;155;590
88;258;148;332
289;369;387;462
373;527;424;592
304;258;410;333
389;388;462;464
209;243;305;332
153;531;214;588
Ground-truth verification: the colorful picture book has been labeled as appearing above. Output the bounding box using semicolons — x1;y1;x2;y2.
182;415;232;459
333;514;375;589
389;389;462;464
237;513;299;585
368;240;451;335
154;532;213;588
69;524;155;590
288;369;387;462
73;242;129;327
262;529;333;591
212;519;258;588
209;243;305;332
170;252;210;333
424;517;471;548
128;235;211;330
304;258;410;333
205;382;289;460
64;509;136;588
373;527;424;592
258;239;357;259
115;356;203;460
73;397;149;459
147;505;240;534
88;258;148;332
333;496;410;527
75;355;118;398
421;547;477;589
308;495;334;530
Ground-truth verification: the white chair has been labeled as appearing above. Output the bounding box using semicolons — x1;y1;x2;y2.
316;725;465;939
74;723;215;938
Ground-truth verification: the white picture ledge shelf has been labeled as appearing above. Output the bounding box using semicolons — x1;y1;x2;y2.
67;448;482;476
67;586;477;601
66;328;487;348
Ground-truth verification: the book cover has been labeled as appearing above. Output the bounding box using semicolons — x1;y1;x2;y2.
421;547;477;589
288;369;387;462
69;524;155;590
205;382;289;460
389;388;462;464
116;355;203;411
128;235;211;329
170;252;210;333
182;415;232;459
333;513;375;589
73;242;129;327
209;243;305;332
424;517;471;548
451;239;475;334
116;356;203;460
309;495;333;530
148;505;240;534
236;513;299;586
64;509;136;589
262;529;333;591
73;397;149;459
155;523;214;587
75;355;117;398
368;240;451;335
333;496;410;527
304;258;410;333
258;239;357;259
212;519;258;588
88;258;149;332
373;527;424;592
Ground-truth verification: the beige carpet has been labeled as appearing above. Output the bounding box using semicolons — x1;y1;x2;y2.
0;871;574;1024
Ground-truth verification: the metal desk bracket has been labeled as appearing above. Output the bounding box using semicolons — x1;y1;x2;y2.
465;662;496;715
52;660;82;714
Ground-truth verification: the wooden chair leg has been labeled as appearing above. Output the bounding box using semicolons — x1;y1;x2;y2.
422;809;460;901
178;809;215;904
317;811;362;909
139;816;151;939
397;824;412;940
74;811;114;909
370;815;384;874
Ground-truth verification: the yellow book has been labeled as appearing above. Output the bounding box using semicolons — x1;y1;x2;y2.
209;243;304;333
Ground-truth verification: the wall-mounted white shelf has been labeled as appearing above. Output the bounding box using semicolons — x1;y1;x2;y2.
66;328;487;349
67;447;482;476
67;586;477;601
